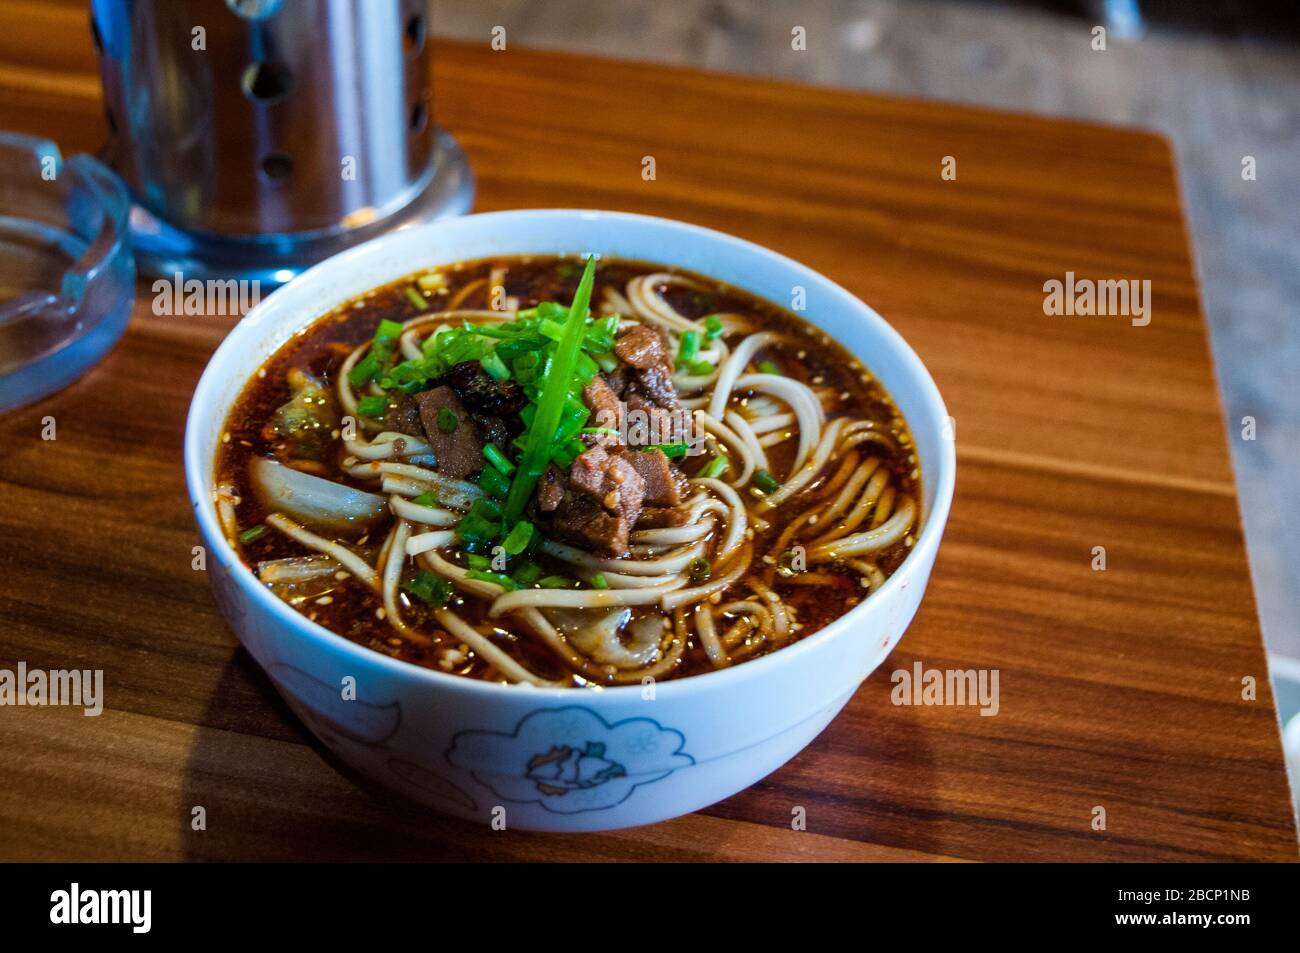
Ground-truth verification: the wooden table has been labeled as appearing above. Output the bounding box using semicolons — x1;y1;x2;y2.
0;21;1294;861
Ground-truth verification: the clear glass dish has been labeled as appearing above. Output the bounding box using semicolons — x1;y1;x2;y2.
0;132;134;413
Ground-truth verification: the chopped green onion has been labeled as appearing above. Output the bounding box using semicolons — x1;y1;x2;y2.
574;350;599;385
403;570;450;606
581;427;619;436
435;407;459;434
512;560;543;586
703;314;724;339
238;525;267;544
465;569;519;590
455;511;499;545
355;395;388;418
469;497;503;521
685;358;714;376
483;443;515;475
348;319;404;388
677;329;701;363
465;552;492;571
538;575;578;589
687;557;712;582
404;285;429;310
480;350;510;381
501;519;534;556
758;360;780;375
753;469;781;495
697;455;728;479
641;442;690;459
412;490;440;508
479;464;511;499
503;256;598;523
590;573;608;590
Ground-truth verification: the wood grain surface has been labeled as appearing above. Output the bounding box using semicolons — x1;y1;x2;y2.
0;16;1294;861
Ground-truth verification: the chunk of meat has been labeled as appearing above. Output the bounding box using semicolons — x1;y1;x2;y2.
383;392;423;437
626;448;682;507
613;326;683;449
443;360;527;416
583;375;621;430
625;392;690;446
631;364;679;409
415;386;485;479
603;365;631;398
470;412;510;450
544;446;647;556
636;504;691;528
614;323;674;372
537;464;565;512
567;446;643;518
550;499;637;559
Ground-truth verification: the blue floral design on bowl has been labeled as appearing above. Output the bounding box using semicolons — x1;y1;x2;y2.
446;706;694;814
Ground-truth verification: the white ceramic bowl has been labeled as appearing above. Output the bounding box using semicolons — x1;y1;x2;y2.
184;209;955;832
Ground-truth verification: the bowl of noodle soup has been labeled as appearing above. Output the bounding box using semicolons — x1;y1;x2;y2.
184;209;955;831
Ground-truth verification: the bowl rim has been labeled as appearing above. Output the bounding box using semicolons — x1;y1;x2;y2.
184;208;956;701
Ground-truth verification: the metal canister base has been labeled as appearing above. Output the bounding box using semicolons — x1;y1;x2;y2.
126;128;474;288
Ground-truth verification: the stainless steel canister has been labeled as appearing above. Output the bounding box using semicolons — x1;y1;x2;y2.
91;0;473;284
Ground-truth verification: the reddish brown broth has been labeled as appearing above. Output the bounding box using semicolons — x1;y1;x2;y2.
216;256;921;685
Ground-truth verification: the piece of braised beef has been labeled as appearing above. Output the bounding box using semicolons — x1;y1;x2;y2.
415;386;486;479
444;360;527;417
540;445;647;557
536;464;566;512
614;324;675;373
636;504;691;528
583;375;621;431
384;392;424;437
626;448;683;507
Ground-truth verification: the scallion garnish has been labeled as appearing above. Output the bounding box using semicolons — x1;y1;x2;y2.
641;442;690;459
502;256;598;524
348;319;404;388
238;525;267;544
753;469;781;495
412;490;440;508
590;573;609;590
465;569;519;590
480;350;510;381
758;360;780;375
483;443;515;475
703;314;724;339
479;464;510;499
403;570;450;606
455;511;500;545
687;557;712;582
538;575;578;589
697;455;728;479
512;560;543;586
355;395;388;418
501;520;534;556
404;285;429;310
677;329;702;363
435;407;458;434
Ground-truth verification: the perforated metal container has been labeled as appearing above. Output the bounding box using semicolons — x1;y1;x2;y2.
90;0;473;284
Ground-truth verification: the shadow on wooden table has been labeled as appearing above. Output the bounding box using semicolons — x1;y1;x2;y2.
177;647;938;861
177;648;506;861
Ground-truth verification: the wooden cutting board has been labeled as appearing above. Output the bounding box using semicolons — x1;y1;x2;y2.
0;23;1294;861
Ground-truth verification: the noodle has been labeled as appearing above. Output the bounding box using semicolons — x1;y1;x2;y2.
221;255;922;688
